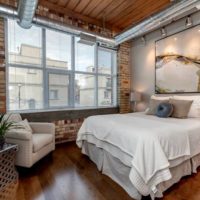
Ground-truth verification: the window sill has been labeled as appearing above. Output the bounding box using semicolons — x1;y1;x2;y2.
19;106;119;122
9;106;118;114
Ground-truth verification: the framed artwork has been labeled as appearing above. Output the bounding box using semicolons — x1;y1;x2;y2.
155;25;200;94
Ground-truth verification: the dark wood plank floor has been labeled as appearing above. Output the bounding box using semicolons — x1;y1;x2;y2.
16;142;200;200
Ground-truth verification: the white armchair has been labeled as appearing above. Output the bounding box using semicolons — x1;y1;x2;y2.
5;114;55;168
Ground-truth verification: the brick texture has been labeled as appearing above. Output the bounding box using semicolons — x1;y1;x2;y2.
117;42;131;113
53;118;84;144
0;0;112;37
0;18;6;114
0;1;131;142
36;5;113;37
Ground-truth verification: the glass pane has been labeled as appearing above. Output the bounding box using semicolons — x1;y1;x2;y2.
98;75;112;106
112;76;117;106
8;67;43;110
75;74;95;106
49;74;69;107
75;37;95;72
112;51;117;75
46;30;72;70
8;19;42;67
98;49;112;74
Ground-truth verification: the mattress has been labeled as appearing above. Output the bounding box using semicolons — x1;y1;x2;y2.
77;112;200;197
82;141;200;200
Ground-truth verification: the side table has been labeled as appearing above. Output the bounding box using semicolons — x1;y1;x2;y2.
0;143;18;200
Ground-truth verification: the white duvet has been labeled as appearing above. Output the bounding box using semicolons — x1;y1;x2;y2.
76;112;200;197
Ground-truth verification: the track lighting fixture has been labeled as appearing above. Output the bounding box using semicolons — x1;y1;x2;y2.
161;27;167;37
185;16;192;27
141;36;146;45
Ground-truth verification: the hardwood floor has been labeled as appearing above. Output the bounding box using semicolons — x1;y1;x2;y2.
16;142;200;200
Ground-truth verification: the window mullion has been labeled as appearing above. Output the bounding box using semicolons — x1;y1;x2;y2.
111;52;114;106
70;36;75;108
42;28;48;109
95;44;98;107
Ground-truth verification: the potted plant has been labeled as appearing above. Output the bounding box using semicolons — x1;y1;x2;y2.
0;114;17;149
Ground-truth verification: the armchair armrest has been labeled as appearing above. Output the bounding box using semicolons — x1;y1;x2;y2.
29;122;55;135
5;130;32;141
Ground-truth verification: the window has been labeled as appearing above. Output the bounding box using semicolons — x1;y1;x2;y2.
46;30;71;70
98;49;112;74
98;75;112;106
75;74;95;107
75;37;95;72
8;19;42;67
7;19;117;111
8;67;43;110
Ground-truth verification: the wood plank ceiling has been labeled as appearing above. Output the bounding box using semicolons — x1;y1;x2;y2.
39;0;172;35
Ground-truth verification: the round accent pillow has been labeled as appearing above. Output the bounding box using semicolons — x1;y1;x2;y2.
156;103;173;118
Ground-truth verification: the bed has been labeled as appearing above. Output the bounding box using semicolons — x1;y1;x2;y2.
76;112;200;200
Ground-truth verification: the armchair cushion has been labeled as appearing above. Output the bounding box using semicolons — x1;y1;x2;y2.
6;129;32;140
29;123;55;134
33;133;54;153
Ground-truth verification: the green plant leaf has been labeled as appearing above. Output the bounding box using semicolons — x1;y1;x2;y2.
0;114;22;137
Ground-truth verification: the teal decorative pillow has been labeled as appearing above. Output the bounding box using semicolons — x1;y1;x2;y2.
156;103;173;118
146;99;169;115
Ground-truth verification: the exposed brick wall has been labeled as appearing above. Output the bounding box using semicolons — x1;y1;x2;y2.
117;42;131;113
53;118;84;144
0;0;113;37
0;0;16;7
36;5;113;37
0;18;6;114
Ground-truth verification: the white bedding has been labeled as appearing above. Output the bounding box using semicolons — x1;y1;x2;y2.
82;141;195;200
76;112;200;196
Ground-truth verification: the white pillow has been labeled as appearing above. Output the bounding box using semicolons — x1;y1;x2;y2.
17;119;32;133
173;96;200;118
151;95;172;100
5;113;22;123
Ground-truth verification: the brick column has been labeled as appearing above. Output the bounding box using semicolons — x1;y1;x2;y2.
117;41;131;114
0;18;6;113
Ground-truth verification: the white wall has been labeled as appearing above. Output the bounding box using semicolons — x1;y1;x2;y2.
131;11;200;111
